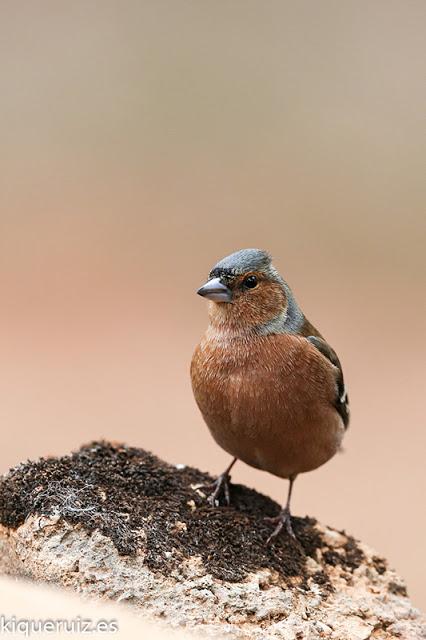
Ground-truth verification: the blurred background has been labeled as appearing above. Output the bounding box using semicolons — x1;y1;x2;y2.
1;0;425;607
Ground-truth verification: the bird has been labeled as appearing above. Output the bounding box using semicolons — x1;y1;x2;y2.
190;248;349;543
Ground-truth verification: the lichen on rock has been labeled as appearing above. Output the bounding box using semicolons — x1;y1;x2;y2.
0;442;424;639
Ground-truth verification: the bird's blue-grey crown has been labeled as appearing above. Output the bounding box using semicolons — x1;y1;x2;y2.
209;248;274;279
203;248;304;334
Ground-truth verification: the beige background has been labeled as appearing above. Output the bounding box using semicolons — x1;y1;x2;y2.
1;1;425;607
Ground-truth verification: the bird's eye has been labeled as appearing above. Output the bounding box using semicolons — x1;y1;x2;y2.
243;275;258;289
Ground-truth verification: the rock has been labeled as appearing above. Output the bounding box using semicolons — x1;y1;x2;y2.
0;441;424;639
0;574;192;640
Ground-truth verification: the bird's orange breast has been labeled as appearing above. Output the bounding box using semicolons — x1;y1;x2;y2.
190;331;344;478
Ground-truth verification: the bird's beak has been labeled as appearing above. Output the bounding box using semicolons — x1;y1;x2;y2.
197;277;232;302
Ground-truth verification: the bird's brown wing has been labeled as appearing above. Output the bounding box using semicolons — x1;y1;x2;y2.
306;336;350;429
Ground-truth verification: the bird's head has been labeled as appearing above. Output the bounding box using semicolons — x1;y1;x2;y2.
197;248;296;332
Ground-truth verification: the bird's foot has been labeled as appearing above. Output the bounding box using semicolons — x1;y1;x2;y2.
194;472;232;507
264;507;295;544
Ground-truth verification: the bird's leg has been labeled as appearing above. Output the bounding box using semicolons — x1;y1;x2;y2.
196;458;237;507
265;475;297;544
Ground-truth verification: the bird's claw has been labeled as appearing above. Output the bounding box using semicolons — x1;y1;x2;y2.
195;472;232;507
265;508;295;544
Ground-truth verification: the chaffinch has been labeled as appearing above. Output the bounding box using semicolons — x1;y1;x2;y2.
191;248;349;543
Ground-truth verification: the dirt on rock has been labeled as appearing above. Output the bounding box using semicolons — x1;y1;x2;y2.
0;441;366;585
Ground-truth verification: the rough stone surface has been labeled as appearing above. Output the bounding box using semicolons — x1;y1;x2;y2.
0;442;424;639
